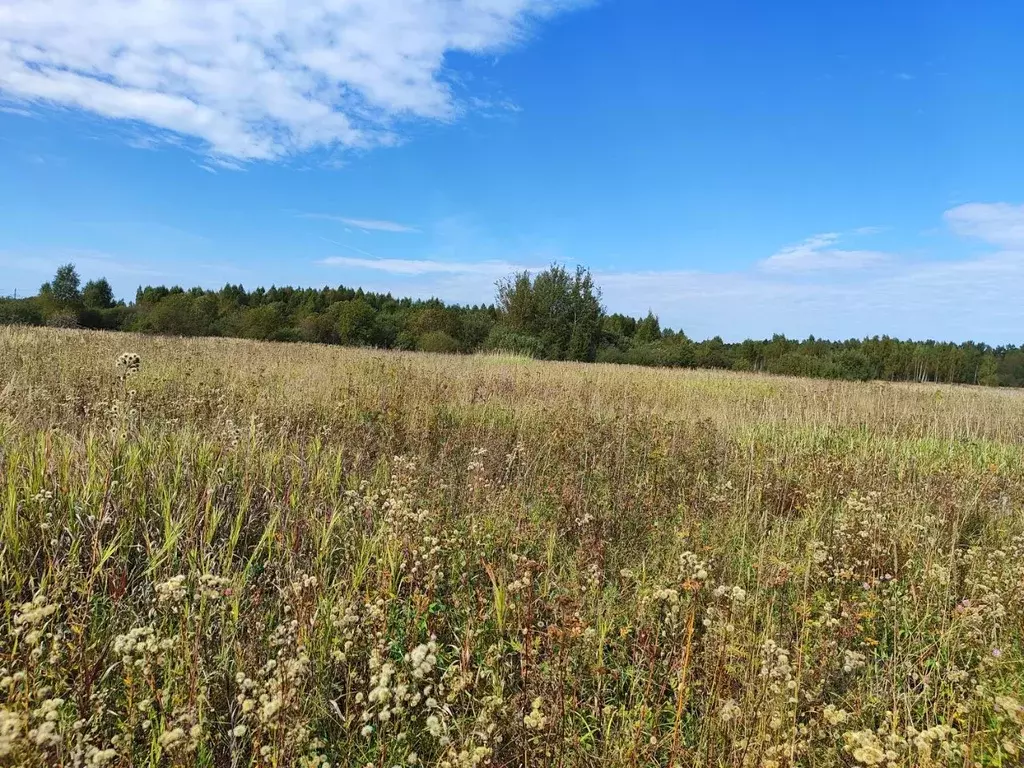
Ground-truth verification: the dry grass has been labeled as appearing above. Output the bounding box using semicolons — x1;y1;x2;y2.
1;326;1022;767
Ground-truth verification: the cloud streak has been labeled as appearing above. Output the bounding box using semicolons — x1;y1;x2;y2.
320;255;536;276
0;0;588;161
759;232;892;272
302;214;420;233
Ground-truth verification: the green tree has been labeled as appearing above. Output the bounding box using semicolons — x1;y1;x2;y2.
0;298;44;326
496;264;604;361
978;355;999;386
634;311;662;344
239;304;286;340
145;293;207;336
298;312;338;344
82;278;116;309
418;330;461;354
333;299;381;347
601;313;637;350
48;264;83;308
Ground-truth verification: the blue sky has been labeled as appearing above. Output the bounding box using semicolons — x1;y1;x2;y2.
3;0;1024;343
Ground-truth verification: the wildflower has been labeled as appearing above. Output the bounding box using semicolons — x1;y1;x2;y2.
232;725;247;737
0;708;26;758
27;698;64;747
159;727;185;749
719;699;742;724
14;593;59;627
524;697;547;730
843;649;868;673
156;574;190;604
913;725;958;761
810;542;829;563
995;695;1023;725
90;748;118;765
426;715;443;737
823;704;849;726
844;730;887;766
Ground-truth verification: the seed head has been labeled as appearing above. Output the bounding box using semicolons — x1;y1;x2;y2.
116;352;141;377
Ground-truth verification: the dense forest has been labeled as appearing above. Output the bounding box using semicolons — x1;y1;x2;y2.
3;262;1024;387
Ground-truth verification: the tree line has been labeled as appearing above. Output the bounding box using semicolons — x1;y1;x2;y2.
3;262;1024;387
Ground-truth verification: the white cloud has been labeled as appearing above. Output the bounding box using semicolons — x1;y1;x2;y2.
597;207;1024;342
595;253;1024;343
759;232;892;272
0;0;588;161
944;202;1024;249
302;214;420;233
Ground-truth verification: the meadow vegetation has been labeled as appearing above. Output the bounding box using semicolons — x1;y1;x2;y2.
1;326;1023;767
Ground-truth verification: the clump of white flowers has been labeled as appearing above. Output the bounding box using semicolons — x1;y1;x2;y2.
822;704;849;726
718;699;742;724
0;708;27;758
233;617;322;763
843;729;889;766
995;695;1023;725
911;724;960;763
13;592;59;630
112;625;172;671
843;649;868;674
523;697;547;730
26;697;64;748
155;574;189;605
407;641;439;680
677;549;711;584
357;636;446;738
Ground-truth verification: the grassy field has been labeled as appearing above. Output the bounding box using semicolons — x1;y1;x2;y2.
1;326;1023;768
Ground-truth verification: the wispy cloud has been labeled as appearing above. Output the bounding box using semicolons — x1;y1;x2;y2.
0;248;170;279
319;255;534;276
0;0;589;162
302;214;420;233
944;202;1024;249
0;104;34;117
759;231;892;272
79;220;212;247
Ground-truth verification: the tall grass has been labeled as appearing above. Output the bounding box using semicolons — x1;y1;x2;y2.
1;326;1022;767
